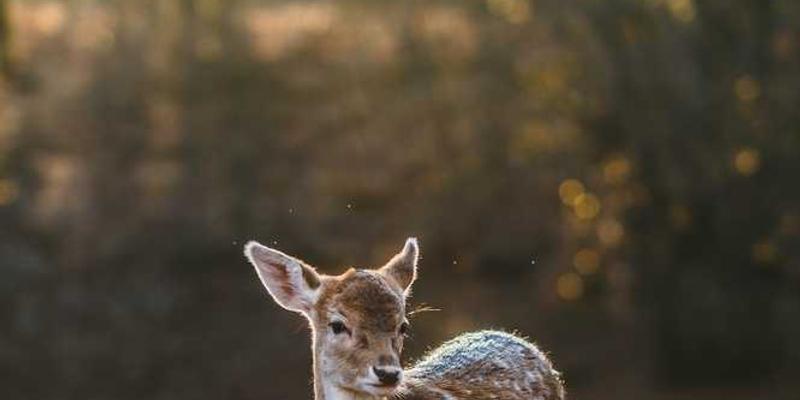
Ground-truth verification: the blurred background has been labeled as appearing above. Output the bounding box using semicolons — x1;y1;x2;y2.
1;0;799;399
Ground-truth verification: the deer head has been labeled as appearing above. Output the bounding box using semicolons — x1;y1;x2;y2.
244;238;419;399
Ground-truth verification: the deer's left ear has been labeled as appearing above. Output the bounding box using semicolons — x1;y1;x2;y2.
244;241;321;315
380;238;419;295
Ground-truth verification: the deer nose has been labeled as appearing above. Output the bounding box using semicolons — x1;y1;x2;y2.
372;366;401;386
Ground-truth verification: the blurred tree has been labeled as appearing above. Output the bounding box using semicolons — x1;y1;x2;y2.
0;0;10;78
2;1;800;399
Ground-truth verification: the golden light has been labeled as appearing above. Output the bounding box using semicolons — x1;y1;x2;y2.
734;76;761;103
558;179;584;206
597;219;624;247
557;273;584;301
243;3;336;61
603;156;631;185
72;6;117;52
537;67;568;94
733;148;760;176
0;179;19;206
573;193;601;220
752;241;777;265
667;0;696;23
416;7;477;65
33;2;66;36
573;248;600;275
486;0;532;24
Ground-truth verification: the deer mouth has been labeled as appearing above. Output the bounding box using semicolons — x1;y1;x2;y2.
370;382;399;388
344;380;399;396
365;381;401;395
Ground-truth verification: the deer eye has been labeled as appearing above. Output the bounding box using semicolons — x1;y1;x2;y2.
330;321;349;335
399;321;409;336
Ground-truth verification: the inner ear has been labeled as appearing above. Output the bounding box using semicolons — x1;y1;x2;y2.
244;241;321;314
379;238;419;294
300;263;321;290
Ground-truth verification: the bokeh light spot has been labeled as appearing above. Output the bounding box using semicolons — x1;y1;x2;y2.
752;241;777;265
33;2;66;36
733;148;760;176
603;156;632;185
667;0;696;23
486;0;532;24
573;193;601;220
557;273;584;301
558;179;585;206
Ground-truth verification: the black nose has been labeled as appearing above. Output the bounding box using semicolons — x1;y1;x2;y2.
373;366;400;385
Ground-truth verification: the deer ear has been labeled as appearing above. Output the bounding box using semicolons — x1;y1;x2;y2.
380;238;419;295
244;241;321;315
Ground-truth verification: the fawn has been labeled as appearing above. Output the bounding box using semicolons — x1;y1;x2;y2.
244;238;564;400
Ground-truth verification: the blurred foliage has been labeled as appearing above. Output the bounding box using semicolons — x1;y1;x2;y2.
1;0;799;399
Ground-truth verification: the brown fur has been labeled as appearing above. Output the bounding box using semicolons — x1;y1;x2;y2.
245;238;565;400
312;269;407;393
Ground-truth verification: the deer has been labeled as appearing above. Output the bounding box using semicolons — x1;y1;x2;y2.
244;237;564;400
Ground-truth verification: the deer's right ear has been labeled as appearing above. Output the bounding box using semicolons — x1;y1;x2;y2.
244;241;321;315
379;237;419;295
